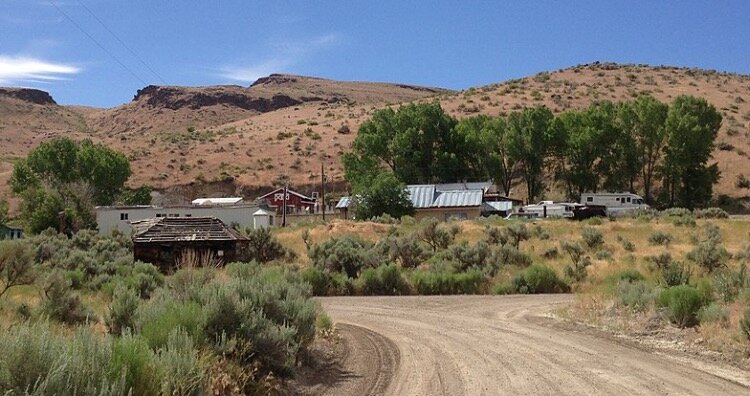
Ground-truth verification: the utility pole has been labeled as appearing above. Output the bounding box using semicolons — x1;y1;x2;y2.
282;182;288;227
321;160;326;222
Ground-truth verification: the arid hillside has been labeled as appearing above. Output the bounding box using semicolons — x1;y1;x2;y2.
1;63;749;204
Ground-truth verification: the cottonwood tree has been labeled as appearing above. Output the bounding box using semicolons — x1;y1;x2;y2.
661;96;722;209
456;115;516;196
618;95;669;203
344;102;467;185
353;172;414;220
506;106;555;203
10;138;132;233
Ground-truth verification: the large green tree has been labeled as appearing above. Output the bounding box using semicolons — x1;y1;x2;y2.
456;115;516;196
353;172;414;220
618;95;669;202
661;96;722;208
10;138;131;234
344;103;468;185
506;106;555;203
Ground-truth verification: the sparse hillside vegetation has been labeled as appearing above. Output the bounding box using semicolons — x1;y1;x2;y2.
2;63;750;210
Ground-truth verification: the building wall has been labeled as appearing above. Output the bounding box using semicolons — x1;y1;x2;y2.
274;212;345;226
413;207;482;221
96;205;260;234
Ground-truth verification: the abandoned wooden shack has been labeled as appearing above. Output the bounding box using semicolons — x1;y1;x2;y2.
131;217;248;271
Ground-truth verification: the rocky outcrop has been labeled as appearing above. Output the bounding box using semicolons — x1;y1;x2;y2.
132;85;303;112
0;88;57;105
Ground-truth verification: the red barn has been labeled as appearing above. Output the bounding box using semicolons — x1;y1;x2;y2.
258;187;316;214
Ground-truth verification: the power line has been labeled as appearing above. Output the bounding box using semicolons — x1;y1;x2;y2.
76;0;166;84
48;0;148;86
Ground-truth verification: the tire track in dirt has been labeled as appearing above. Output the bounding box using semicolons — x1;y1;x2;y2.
320;295;750;396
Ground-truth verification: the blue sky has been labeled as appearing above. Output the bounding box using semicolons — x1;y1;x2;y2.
1;1;749;107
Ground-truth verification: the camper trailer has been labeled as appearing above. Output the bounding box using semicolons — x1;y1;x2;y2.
517;201;577;219
579;192;648;214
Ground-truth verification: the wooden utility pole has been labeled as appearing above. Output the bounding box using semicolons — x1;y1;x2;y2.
282;182;288;227
321;160;326;222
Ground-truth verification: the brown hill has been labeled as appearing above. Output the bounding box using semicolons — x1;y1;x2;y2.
1;64;749;207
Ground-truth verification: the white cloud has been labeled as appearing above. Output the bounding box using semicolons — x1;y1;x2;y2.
0;55;81;85
217;33;339;84
218;59;290;83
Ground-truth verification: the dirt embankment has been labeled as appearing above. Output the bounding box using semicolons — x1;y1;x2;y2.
308;295;749;396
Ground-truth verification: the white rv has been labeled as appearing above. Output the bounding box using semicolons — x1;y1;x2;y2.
517;201;578;219
579;192;648;214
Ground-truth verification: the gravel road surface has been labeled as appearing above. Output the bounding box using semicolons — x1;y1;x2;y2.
317;295;750;396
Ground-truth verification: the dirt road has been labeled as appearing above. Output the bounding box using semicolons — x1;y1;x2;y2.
317;295;750;396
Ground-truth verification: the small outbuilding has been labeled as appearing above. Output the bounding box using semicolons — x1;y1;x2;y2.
0;224;23;240
252;208;275;229
131;217;248;271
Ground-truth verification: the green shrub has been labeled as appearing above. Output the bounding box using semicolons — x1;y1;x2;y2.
137;295;205;350
300;267;354;296
0;239;36;298
688;238;729;273
110;334;161;395
658;260;692;287
241;227;291;263
561;241;591;282
620;238;635;252
648;231;674;246
357;264;409;295
662;207;691;217
611;268;646;284
154;327;208;395
410;270;484;295
504;223;530;248
658;285;707;328
581;227;604;250
491;282;515;295
309;235;382;278
595;249;613;261
39;272;93;325
713;263;748;303
542;247;559;259
417;218;459;251
741;307;750;341
694;207;729;219
522;264;568;293
448;241;492;272
492;244;533;268
616;281;654;312
672;214;697;227
484;226;508;245
107;284;140;336
382;234;429;269
697;303;729;325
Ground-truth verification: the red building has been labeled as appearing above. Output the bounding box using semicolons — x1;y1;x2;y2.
258;187;316;214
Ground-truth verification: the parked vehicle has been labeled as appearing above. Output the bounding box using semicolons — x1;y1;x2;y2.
517;201;577;219
579;192;648;214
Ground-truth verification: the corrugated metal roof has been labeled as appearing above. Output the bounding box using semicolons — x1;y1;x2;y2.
407;185;437;208
432;190;484;207
336;196;351;209
434;182;492;193
131;217;247;243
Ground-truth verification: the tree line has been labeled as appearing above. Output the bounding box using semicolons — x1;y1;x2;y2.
344;94;722;209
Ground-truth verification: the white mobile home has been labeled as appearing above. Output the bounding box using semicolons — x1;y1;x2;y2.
95;202;265;234
579;192;648;214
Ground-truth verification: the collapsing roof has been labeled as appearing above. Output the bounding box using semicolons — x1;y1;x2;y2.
130;217;247;243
